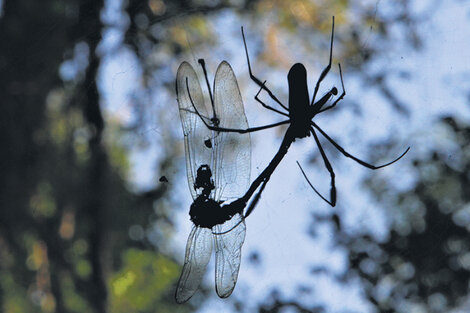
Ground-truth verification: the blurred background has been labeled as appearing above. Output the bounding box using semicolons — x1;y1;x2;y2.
1;0;470;312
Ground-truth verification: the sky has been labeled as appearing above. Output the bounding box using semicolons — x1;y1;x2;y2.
98;0;470;312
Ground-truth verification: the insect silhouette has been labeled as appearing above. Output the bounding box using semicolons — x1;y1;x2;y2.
188;17;410;217
175;61;252;303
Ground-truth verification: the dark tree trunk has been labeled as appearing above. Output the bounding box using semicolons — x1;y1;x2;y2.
75;0;108;312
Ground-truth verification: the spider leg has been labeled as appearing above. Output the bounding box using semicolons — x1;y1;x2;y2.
311;16;335;105
319;64;346;113
186;77;290;133
296;127;336;207
199;60;288;120
255;81;289;117
311;86;338;113
312;121;411;169
241;26;289;113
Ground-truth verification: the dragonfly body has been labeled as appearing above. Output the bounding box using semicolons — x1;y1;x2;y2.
175;61;250;303
190;164;240;228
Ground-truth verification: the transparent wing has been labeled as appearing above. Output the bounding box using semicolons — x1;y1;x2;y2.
213;213;246;298
177;61;213;200
175;226;213;303
212;61;251;202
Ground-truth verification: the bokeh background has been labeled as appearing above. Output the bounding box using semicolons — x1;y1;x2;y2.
1;0;470;312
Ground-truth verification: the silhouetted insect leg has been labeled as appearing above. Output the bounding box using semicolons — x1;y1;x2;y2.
255;81;289;117
185;78;290;134
312;121;411;169
296;127;336;207
241;26;289;113
198;59;215;112
319;64;346;113
179;107;212;123
311;16;335;105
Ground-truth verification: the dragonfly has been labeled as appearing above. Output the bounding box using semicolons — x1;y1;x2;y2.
175;60;252;303
188;17;410;218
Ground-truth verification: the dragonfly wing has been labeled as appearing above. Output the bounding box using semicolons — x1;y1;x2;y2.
175;225;213;303
177;61;213;200
213;213;246;298
212;61;251;202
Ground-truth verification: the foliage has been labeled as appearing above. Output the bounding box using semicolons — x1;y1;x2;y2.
351;116;470;312
109;249;184;313
0;0;177;312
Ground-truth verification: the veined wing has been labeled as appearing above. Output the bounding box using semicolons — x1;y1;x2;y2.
176;61;213;200
213;213;246;298
175;226;213;303
212;61;251;202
